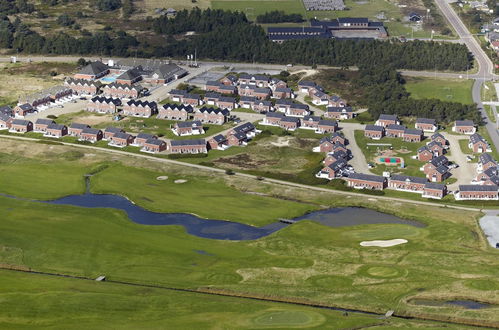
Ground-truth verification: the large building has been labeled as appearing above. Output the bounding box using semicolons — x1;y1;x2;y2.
267;18;387;42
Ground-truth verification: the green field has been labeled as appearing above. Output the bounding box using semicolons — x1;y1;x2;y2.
405;77;474;105
0;138;499;327
212;0;307;20
0;270;469;329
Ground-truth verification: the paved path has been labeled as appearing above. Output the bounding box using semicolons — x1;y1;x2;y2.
340;123;371;174
441;132;476;190
1;134;484;212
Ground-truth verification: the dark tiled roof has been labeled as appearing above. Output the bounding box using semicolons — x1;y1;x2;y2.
416;118;436;125
113;132;133;139
176;120;203;128
211;134;227;143
81;128;101;135
47;123;66;130
105;127;124;133
318;119;338;126
390;175;427;184
348;173;385;183
455;120;475;126
35;118;54;125
365;124;384;132
233;122;255;133
378;114;398;121
145;138;165;146
480;153;496;164
137;133;155;139
459;184;498;192
281;116;300;123
386;124;406;131
70;123;90;129
327;106;353;113
170;139;206;146
404;128;423;135
79;61;109;75
12;119;31;126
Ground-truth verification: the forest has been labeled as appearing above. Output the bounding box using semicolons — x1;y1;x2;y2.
0;8;473;73
354;65;480;123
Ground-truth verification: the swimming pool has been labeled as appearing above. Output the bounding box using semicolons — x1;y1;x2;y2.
101;76;117;83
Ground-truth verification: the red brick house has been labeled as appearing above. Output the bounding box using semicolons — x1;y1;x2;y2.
171;121;204;136
364;125;384;139
385;124;406;138
0;114;13;130
323;150;348;166
216;97;236;110
44;123;68;138
141;138;167;153
34;118;55;133
9;119;33;133
417;146;434;162
13;103;34;117
193;107;229;125
133;133;157;147
452;120;476;135
220;75;237;86
123;100;158;118
253;101;273;113
300;115;320;130
158;104;194;121
109;132;135;147
324;107;354;120
102;83;143;99
375;114;400;127
403;128;423;142
87;96;121;114
431;132;448;146
219;85;237;95
469;133;491;153
415;118;437;132
427;141;445;156
238;74;270;87
275;99;293;113
316;159;347;180
388;175;427;193
286;103;310;117
104;127;125;140
346;173;387;190
422;183;447;199
272;87;293;99
262;112;285;126
317;120;338;134
478;153;497;172
328;95;346;108
298;80;317;93
69;123;90;137
65;78;102;95
79;128;103;143
206;81;223;92
208;134;229;150
279;116;300;131
457;185;498;200
227;132;248;146
168;139;207;154
253;87;272;100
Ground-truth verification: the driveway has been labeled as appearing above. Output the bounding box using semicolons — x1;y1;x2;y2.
26;98;87;121
441;132;477;190
340;122;371;174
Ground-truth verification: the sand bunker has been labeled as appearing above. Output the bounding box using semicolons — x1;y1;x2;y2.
174;179;187;184
360;239;408;247
156;176;168;181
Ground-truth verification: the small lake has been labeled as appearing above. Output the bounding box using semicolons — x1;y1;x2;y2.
40;191;423;240
409;298;493;310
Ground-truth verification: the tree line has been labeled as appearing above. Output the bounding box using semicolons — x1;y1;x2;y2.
354;65;481;123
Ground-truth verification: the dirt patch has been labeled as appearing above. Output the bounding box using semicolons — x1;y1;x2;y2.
76;115;115;126
271;137;292;147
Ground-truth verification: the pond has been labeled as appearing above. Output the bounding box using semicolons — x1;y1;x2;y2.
35;180;423;240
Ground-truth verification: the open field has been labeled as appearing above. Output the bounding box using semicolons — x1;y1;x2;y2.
0;270;471;329
0;62;75;106
354;130;428;178
212;0;306;20
0;139;498;329
405;77;474;105
405;77;474;104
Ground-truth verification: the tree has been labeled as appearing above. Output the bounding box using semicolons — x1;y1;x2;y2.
96;0;122;11
56;14;75;27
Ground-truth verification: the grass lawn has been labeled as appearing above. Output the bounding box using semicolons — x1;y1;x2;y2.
212;0;306;20
354;130;427;177
482;81;498;102
484;105;497;123
90;164;316;226
0;139;499;326
405;77;474;105
55;111;234;140
0;270;464;329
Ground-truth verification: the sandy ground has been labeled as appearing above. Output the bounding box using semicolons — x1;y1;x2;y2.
271;136;292;147
360;239;408;247
441;132;477;190
156;176;168;180
174;179;187;184
480;210;499;248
